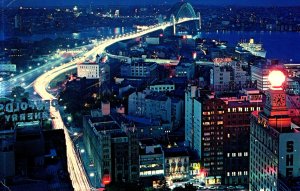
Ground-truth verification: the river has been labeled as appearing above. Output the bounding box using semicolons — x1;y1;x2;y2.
200;31;300;63
2;29;300;63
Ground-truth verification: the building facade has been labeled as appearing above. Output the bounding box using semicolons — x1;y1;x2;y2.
164;147;190;182
83;115;139;184
249;71;300;191
175;62;195;80
251;60;285;91
139;139;164;177
120;62;158;81
77;62;99;79
128;91;172;123
185;85;202;158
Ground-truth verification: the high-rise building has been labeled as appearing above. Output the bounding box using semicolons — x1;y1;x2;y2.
251;60;284;91
83;114;139;184
223;88;263;186
185;85;201;157
201;97;227;185
185;84;263;185
249;70;300;191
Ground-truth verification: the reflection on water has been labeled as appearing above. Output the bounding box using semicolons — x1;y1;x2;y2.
2;29;300;63
199;31;300;63
0;27;134;42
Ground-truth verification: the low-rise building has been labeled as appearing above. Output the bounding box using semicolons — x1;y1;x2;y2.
139;139;164;177
164;147;190;182
77;62;99;79
77;61;110;85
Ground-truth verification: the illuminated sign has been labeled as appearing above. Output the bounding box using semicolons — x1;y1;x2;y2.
0;100;57;123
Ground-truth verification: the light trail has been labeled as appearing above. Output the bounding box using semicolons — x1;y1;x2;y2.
33;17;197;191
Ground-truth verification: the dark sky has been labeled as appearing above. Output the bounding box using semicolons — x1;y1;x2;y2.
4;0;300;7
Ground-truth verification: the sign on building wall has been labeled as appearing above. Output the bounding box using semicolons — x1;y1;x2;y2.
0;99;57;127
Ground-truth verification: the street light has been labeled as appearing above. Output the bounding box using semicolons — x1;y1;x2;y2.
89;172;95;177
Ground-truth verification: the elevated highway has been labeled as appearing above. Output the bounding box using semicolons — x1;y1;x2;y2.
33;17;197;191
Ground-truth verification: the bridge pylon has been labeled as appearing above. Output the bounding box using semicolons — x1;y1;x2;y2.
198;12;201;31
170;14;176;36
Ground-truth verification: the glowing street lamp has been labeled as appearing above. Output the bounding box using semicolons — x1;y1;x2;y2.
268;70;285;89
89;172;95;177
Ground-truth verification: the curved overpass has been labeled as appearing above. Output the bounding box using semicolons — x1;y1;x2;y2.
33;17;196;191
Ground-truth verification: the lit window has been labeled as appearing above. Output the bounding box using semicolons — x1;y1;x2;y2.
238;152;242;157
232;153;236;157
227;153;230;157
238;107;243;112
244;152;248;156
228;108;231;112
227;134;230;138
244;171;248;175
238;171;242;176
232;108;236;112
227;172;230;176
232;172;236;176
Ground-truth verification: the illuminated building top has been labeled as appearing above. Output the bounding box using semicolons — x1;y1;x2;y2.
268;70;285;90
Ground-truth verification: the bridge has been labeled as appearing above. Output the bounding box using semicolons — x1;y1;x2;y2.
32;3;199;191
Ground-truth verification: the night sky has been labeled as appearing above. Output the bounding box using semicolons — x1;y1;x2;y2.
3;0;300;7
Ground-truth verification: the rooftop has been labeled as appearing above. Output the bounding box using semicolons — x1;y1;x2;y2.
89;115;114;124
164;146;190;157
94;122;120;132
145;92;169;101
126;115;161;126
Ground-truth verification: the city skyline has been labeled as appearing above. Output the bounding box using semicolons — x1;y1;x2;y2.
3;0;300;7
1;1;300;190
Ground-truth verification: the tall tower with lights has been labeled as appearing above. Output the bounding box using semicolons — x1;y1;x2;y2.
249;70;300;191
